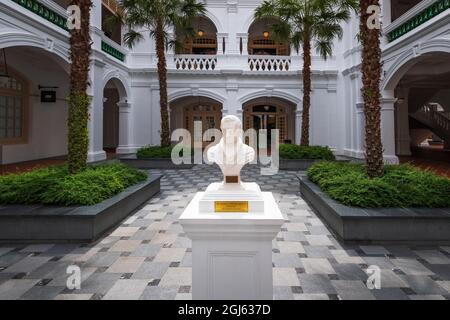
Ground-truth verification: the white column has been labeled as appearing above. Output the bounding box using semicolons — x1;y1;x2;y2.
90;0;103;52
356;102;365;159
381;94;399;164
217;33;227;55
381;0;392;26
236;33;248;55
295;109;302;144
87;60;107;163
116;102;134;154
225;84;239;118
395;88;412;156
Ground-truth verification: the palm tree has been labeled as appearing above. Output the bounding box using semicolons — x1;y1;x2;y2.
115;0;206;146
68;0;93;173
359;0;384;178
255;0;358;146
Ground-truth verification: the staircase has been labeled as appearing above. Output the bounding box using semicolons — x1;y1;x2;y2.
410;104;450;145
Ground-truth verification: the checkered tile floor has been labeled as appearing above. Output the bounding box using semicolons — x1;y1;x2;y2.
1;165;450;300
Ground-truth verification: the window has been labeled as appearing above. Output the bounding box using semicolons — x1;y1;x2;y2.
0;72;28;144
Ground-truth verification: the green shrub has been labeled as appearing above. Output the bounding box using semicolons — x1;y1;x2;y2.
307;161;450;208
279;144;335;160
0;163;147;206
136;145;192;159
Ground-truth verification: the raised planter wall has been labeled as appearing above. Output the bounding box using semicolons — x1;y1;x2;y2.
279;159;318;170
298;174;450;244
0;174;162;243
120;155;194;169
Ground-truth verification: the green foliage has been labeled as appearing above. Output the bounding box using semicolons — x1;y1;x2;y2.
67;92;90;174
136;145;192;159
307;161;450;208
0;163;147;206
254;0;359;60
116;0;206;52
279;144;335;160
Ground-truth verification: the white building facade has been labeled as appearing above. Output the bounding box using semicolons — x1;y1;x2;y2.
1;0;449;165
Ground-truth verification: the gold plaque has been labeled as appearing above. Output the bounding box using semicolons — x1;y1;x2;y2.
214;201;249;213
225;176;239;183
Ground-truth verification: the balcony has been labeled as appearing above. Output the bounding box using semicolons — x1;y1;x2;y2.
174;55;217;71
248;55;291;72
169;54;299;73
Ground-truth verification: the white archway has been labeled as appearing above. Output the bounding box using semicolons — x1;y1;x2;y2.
102;75;131;155
382;38;450;91
169;89;227;105
0;30;70;64
239;90;301;106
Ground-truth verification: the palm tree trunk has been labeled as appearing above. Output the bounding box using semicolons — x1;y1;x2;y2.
301;33;311;146
68;0;92;173
360;0;384;178
155;20;171;147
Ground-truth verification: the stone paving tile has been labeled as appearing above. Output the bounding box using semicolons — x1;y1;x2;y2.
0;165;448;300
20;285;65;300
297;274;337;294
159;267;192;287
54;293;94;300
132;262;171;280
106;257;145;274
399;275;449;295
414;250;450;265
273;268;300;286
301;258;335;275
392;258;434;275
3;256;52;274
0;279;39;300
371;288;410;300
140;286;178;300
331;280;376;300
103;279;149;300
293;293;330;300
409;295;446;300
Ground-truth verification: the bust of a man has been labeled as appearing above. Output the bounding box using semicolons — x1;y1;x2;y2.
207;115;255;183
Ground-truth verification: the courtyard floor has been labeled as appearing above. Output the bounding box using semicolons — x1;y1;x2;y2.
0;165;450;300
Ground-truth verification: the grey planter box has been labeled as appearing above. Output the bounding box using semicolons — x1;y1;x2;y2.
279;159;318;170
298;174;450;244
120;155;194;169
280;158;350;170
0;174;162;243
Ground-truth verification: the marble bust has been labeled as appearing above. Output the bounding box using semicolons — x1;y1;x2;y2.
207;115;255;183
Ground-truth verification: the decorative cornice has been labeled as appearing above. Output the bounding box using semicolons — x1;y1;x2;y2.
101;41;125;62
387;0;450;43
10;0;69;31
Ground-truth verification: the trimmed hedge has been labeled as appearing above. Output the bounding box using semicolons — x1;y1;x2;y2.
279;144;335;160
136;145;192;159
307;161;450;208
0;163;147;206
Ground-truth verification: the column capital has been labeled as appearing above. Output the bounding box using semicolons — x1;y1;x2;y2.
117;101;131;110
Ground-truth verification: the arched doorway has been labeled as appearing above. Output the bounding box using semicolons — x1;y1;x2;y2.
243;97;296;145
385;51;450;173
247;18;290;56
0;46;69;167
176;16;218;55
170;96;223;147
103;78;127;156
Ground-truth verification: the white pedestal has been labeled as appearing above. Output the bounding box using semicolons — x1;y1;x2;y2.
179;192;285;300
